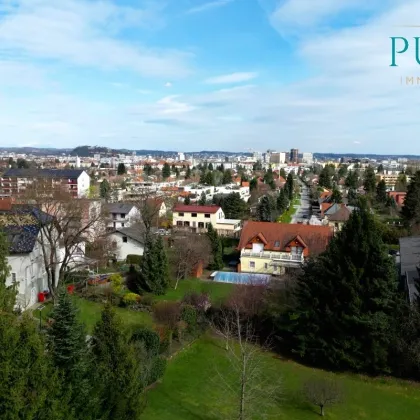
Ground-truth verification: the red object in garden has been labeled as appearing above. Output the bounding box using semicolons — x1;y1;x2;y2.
38;292;45;303
67;284;75;294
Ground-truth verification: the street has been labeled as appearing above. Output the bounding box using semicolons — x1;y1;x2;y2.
291;182;312;224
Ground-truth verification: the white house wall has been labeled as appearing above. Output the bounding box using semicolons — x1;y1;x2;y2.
109;233;144;261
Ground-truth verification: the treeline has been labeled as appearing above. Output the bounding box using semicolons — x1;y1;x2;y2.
0;233;164;419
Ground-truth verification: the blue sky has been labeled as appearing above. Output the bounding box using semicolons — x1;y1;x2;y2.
1;0;420;153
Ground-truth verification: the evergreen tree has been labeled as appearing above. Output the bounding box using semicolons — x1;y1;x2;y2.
162;163;171;179
257;196;272;222
198;191;207;205
402;171;420;230
47;289;94;418
185;166;192;179
337;165;348;178
99;179;110;200
250;177;258;191
363;166;376;194
291;206;400;374
154;236;170;294
395;173;408;192
331;187;342;203
92;305;146;419
276;189;289;214
376;179;387;203
222;169;232;185
117;163;126;175
222;192;247;219
263;168;274;185
175;167;180;178
377;164;384;174
184;195;191;205
138;237;169;295
345;170;359;189
280;168;287;179
318;166;333;189
204;171;214;185
144;164;153;176
207;223;223;270
347;188;358;205
208;162;214;171
286;173;294;200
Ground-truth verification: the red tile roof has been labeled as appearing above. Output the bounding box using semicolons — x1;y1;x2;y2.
173;204;221;214
238;221;333;256
321;202;334;217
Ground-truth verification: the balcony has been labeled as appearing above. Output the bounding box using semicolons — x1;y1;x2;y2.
241;250;304;264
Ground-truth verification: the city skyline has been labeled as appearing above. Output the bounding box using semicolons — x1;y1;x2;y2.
1;0;420;153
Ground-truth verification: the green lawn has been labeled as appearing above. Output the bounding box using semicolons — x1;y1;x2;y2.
152;279;234;305
33;296;152;333
144;336;420;420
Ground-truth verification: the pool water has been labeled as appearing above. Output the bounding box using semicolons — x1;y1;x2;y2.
213;271;271;285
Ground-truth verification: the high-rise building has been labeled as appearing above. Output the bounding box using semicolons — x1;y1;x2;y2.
290;148;299;163
302;152;313;164
270;152;286;164
177;152;185;161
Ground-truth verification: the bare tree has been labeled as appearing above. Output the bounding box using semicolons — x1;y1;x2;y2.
19;180;107;299
212;303;281;420
170;233;211;289
303;378;343;417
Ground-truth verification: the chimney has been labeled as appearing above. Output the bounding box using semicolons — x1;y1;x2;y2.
0;198;13;211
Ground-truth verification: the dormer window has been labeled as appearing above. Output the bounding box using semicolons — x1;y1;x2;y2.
274;241;280;247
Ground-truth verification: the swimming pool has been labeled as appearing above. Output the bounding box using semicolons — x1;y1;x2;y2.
212;271;271;285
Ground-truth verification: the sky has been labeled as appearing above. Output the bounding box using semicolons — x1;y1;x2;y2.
1;0;420;154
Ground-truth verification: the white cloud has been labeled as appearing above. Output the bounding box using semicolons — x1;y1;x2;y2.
205;72;258;84
186;0;234;14
164;82;172;87
0;0;192;78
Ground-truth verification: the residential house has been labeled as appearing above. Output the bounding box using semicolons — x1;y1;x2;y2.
387;191;406;207
146;198;167;218
172;204;241;237
108;226;145;261
0;168;90;198
0;200;55;310
399;236;420;304
238;221;333;276
322;203;355;232
107;203;140;230
376;173;411;191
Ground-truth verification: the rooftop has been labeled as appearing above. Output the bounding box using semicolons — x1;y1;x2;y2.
173;204;221;214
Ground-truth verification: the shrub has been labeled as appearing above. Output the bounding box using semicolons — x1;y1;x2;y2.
181;304;197;333
122;292;140;305
141;295;154;307
148;357;167;385
126;254;143;266
153;302;181;331
131;328;160;356
110;273;124;294
182;291;210;311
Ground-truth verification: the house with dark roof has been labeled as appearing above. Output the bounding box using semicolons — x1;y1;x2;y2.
108;225;145;261
106;202;140;230
172;204;241;237
0;201;56;310
321;203;355;232
0;168;90;198
238;221;333;275
399;236;420;304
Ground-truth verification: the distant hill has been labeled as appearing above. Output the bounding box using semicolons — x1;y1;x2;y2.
314;153;420;160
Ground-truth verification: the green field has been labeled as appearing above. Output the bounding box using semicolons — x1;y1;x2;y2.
152;279;234;304
144;336;420;420
33;296;152;333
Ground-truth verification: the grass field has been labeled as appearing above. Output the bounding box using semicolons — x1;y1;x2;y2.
33;296;152;333
144;336;420;420
152;279;234;305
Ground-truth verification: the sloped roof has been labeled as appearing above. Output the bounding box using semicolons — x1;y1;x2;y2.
327;206;351;222
173;204;221;214
111;225;145;244
238;221;333;255
0;205;53;254
3;168;85;178
107;202;137;214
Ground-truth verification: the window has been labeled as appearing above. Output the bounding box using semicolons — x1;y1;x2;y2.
177;221;183;226
11;273;16;282
291;246;303;256
121;223;125;228
120;213;126;219
192;213;197;218
112;213;117;220
178;212;184;216
198;222;204;228
205;222;210;228
274;240;280;247
122;236;128;243
184;221;190;227
264;263;268;269
205;213;210;218
249;261;255;269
